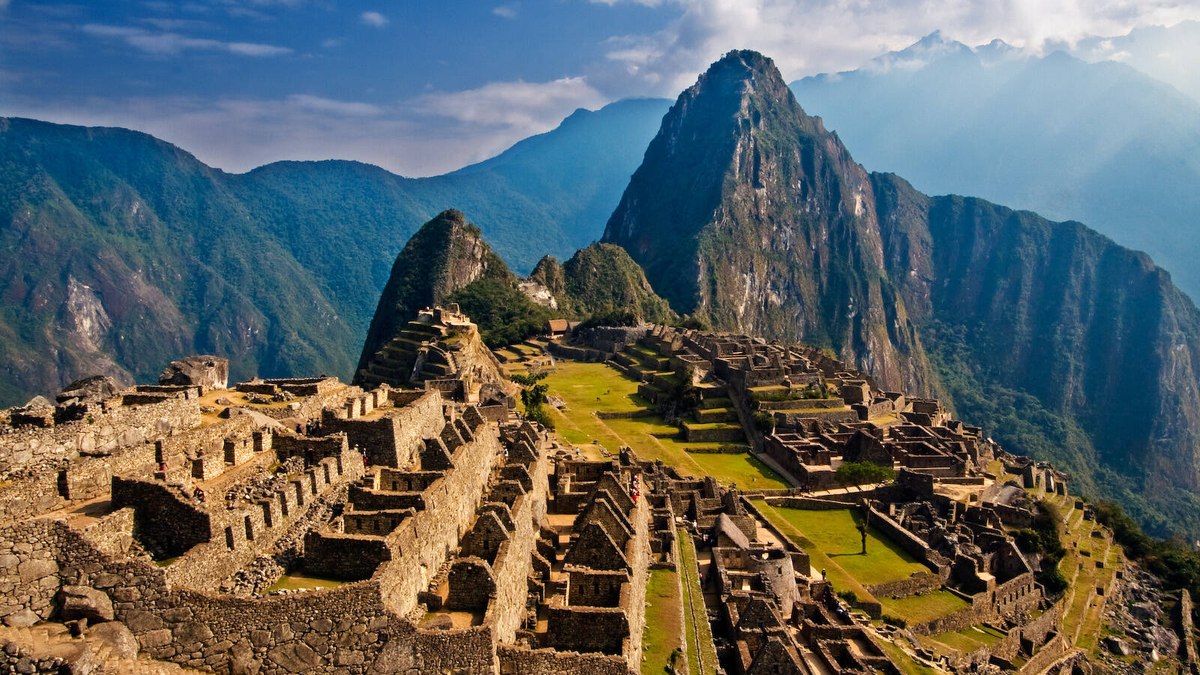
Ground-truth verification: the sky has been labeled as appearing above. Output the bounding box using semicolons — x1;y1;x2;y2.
3;0;1200;176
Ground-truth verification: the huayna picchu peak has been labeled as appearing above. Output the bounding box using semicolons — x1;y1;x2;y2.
603;49;936;395
603;49;1200;539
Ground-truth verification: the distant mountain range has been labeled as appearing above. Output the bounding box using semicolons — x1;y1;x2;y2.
5;33;1200;538
793;31;1200;302
0;100;666;405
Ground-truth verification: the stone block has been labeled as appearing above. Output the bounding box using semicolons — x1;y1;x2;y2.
88;621;139;660
59;586;114;623
138;628;173;649
267;642;321;673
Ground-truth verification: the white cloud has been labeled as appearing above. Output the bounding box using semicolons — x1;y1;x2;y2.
415;77;607;133
493;4;519;19
287;94;383;116
592;0;1200;94
82;23;291;57
360;11;388;27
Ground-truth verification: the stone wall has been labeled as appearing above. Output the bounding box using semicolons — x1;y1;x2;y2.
867;571;943;600
497;644;632;674
376;422;503;617
547;606;628;654
0;396;199;523
111;477;211;558
322;390;444;468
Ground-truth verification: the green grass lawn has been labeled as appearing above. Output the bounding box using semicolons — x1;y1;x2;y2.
678;529;718;675
543;362;789;490
544;361;649;414
753;501;927;587
876;638;941;675
264;572;345;594
641;569;684;674
928;624;1006;653
879;591;969;625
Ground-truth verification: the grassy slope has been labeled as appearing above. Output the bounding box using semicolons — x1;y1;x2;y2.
543;362;787;489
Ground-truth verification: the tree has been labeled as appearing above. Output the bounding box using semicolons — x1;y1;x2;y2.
511;371;554;430
834;461;895;490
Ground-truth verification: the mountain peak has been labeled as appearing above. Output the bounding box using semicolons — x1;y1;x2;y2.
354;210;511;379
602;51;932;393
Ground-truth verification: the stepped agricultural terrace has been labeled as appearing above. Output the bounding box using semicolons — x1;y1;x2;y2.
0;310;1190;673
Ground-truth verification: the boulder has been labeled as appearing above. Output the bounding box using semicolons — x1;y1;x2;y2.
88;621;138;660
56;376;122;404
58;586;114;623
1104;636;1132;656
159;355;229;389
4;609;40;627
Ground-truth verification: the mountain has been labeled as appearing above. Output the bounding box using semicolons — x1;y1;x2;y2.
603;50;936;394
1073;21;1200;104
528;243;675;324
0;100;668;405
354;209;512;379
603;49;1200;538
356;214;674;368
0;117;355;405
791;33;1200;302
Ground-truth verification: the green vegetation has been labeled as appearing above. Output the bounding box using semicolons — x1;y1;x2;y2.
677;529;718;675
751;385;826;402
878;592;969;625
542;362;787;489
641;568;684;674
929;624;1006;653
834;461;896;488
1093;499;1200;609
511;371;554;430
753;502;926;587
264;572;345;594
449;278;553;347
1013;500;1069;595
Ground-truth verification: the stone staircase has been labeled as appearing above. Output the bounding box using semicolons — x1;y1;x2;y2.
358;319;457;388
0;622;198;674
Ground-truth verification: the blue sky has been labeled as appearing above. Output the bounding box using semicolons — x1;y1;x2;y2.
3;0;1199;175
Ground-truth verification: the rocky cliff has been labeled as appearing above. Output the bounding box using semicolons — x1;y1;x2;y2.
603;50;1200;538
603;51;934;394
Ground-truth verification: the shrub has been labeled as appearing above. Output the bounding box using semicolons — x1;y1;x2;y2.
881;614;908;628
752;411;775;434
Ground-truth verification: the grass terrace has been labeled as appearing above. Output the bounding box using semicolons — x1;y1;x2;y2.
753;502;927;586
678;529;718;674
264;572;346;594
927;624;1007;653
641;568;684;674
879;591;969;626
542;362;788;490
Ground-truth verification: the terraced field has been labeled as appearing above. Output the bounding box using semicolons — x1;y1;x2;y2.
542;361;788;490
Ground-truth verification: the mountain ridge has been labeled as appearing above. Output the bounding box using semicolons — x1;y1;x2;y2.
601;49;1200;538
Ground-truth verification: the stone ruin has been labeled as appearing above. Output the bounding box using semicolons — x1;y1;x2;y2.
0;312;1185;674
0;322;660;673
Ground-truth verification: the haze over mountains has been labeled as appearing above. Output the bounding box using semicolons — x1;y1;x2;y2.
793;29;1200;301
